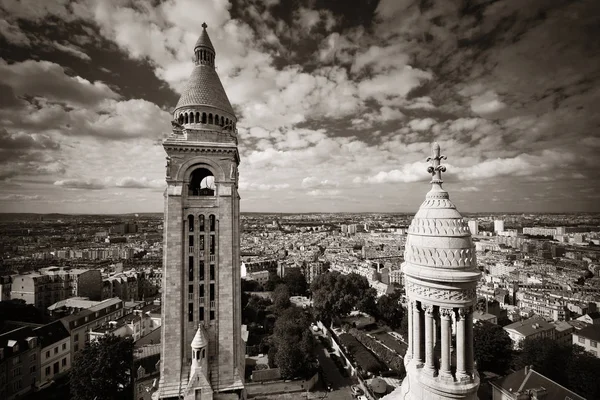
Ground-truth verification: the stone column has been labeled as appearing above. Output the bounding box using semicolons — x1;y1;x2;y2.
456;308;467;378
407;299;413;361
466;306;474;375
424;304;435;373
439;307;453;378
413;301;423;365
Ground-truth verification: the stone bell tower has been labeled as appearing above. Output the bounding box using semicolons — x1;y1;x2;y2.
158;23;245;400
391;142;481;400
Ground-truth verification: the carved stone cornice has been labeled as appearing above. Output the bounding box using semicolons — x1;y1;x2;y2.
407;217;471;236
404;245;476;268
406;281;476;303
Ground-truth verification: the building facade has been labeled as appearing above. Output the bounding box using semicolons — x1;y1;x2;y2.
393;143;480;400
573;325;600;358
33;321;70;388
158;24;245;400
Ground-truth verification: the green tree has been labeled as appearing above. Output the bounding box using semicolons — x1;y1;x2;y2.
376;291;404;329
283;268;308;296
566;348;600;399
264;272;284;291
70;335;133;400
472;321;512;374
310;272;377;325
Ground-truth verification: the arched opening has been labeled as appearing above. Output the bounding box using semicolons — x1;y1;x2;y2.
188;215;194;231
178;114;183;124
202;113;207;124
199;215;205;231
225;118;229;129
215;114;219;125
209;215;216;232
190;113;194;123
220;116;224;126
208;114;213;124
196;112;199;123
188;168;215;196
185;113;189;124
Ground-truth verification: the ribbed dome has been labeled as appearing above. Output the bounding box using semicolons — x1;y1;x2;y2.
403;143;479;285
175;65;235;115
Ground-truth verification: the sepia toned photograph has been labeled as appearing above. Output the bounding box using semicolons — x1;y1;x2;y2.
0;1;599;400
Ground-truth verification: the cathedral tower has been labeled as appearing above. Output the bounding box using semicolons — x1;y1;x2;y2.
158;23;245;400
396;143;480;399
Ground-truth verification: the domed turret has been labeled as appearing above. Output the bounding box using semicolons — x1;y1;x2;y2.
173;23;237;133
394;142;480;400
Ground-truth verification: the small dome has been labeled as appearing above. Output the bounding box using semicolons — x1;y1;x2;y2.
191;325;208;349
403;143;480;291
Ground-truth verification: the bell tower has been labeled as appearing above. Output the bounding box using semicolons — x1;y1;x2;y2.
158;23;245;400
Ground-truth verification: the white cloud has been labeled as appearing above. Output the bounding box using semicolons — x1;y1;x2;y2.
366;161;429;184
301;177;338;189
54;178;106;190
115;177;164;189
0;20;30;46
52;41;91;61
470;90;506;115
408;118;437;131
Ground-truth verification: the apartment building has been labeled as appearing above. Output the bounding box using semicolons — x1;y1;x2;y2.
0;327;40;400
33;321;71;388
573;325;600;358
517;292;569;321
10;267;102;309
503;317;556;349
60;298;124;364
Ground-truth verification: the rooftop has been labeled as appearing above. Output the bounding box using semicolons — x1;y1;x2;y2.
504;316;555;337
491;367;585;400
575;324;600;342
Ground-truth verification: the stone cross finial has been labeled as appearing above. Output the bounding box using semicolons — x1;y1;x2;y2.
426;142;447;185
202;22;208;30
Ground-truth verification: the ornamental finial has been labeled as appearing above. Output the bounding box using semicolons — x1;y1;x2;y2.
426;142;447;185
202;22;208;30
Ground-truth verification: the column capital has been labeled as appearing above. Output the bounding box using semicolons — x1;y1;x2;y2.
439;307;453;319
457;307;467;320
411;300;420;311
424;304;435;315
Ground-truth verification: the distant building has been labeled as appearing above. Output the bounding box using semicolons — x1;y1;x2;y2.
306;262;327;284
573;324;600;358
388;269;403;286
473;311;497;325
576;311;600;325
134;343;161;400
110;222;138;235
10;267;102;309
494;220;504;234
503;317;555;349
468;220;479;235
244;270;269;286
490;366;584;400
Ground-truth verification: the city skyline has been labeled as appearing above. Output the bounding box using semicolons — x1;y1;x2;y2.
1;0;599;214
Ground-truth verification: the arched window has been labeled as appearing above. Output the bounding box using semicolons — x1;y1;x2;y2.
209;215;216;232
188;168;215;196
221;116;224;126
215;114;219;125
188;215;194;232
178;114;183;124
196;112;199;123
208;114;213;124
199;215;205;231
190;113;194;123
185;113;189;124
225;118;229;128
202;113;207;124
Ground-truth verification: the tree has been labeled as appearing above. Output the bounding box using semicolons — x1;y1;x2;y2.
472;321;513;374
283;268;308;296
270;307;316;379
264;272;284;291
70;335;133;400
513;337;572;384
310;272;377;325
376;291;404;329
271;284;291;314
566;349;600;399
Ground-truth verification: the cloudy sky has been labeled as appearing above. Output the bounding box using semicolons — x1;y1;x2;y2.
0;0;599;214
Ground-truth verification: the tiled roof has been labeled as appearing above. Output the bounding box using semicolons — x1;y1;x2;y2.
33;320;70;348
174;65;235;116
575;324;600;342
504;316;554;337
491;367;585;400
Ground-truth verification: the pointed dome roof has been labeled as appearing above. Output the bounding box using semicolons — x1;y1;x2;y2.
402;143;480;286
174;24;235;116
191;325;208;349
194;22;215;52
